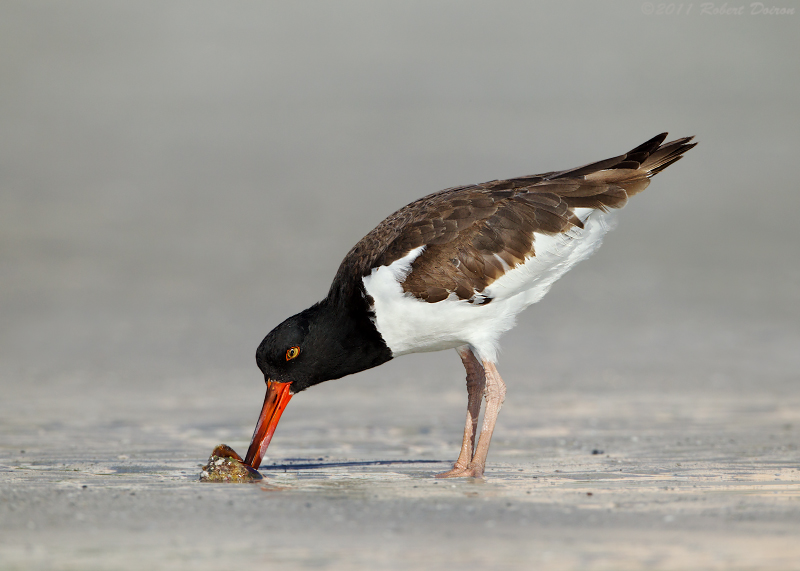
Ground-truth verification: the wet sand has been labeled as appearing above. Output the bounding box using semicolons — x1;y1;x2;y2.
2;363;799;570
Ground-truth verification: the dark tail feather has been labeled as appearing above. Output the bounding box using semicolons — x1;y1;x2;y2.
545;133;696;211
579;133;696;198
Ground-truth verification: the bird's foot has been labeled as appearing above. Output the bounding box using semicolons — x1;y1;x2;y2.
435;462;484;479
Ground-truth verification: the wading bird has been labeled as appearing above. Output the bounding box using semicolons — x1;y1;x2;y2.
244;133;695;478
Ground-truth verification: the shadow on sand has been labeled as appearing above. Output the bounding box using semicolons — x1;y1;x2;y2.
259;459;448;471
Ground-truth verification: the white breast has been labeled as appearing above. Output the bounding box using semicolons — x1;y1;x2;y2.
362;208;615;363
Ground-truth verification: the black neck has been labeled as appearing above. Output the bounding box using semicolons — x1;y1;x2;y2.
289;294;392;392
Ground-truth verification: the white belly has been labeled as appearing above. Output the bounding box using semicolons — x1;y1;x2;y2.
362;208;615;363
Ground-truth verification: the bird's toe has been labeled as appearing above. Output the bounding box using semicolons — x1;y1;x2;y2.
435;463;485;479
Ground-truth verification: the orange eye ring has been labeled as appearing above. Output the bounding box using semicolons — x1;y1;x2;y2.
285;346;300;361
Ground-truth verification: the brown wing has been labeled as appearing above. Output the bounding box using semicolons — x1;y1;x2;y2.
329;133;695;304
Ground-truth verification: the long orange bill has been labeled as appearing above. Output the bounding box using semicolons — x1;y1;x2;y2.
244;381;293;468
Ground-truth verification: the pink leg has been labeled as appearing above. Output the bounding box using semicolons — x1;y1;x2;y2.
462;360;506;478
436;346;487;479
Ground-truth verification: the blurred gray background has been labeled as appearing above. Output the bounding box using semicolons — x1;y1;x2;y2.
1;1;799;569
2;0;798;387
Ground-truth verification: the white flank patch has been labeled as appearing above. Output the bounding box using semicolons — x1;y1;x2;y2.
482;208;615;306
362;209;616;363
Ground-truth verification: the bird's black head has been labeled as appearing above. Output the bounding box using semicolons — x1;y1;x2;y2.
254;305;315;392
255;299;392;394
245;299;392;469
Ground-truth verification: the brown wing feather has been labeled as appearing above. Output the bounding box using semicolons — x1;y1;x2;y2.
329;134;696;305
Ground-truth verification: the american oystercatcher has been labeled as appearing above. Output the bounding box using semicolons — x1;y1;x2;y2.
244;133;696;478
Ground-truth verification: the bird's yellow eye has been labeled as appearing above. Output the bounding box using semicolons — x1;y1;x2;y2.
285;346;300;361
